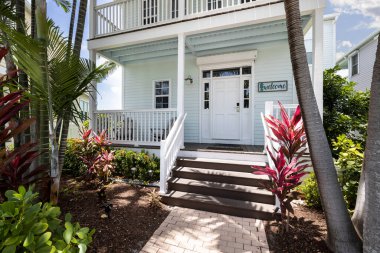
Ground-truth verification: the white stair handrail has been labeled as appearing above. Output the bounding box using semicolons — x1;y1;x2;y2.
159;113;187;194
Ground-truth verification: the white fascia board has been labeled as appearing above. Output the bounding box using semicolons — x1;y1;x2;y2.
88;0;325;51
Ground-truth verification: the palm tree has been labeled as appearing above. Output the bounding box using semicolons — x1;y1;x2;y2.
0;6;115;204
73;0;87;56
67;0;77;53
362;36;380;253
283;0;362;251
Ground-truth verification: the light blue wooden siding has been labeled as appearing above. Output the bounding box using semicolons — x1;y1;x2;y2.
254;41;295;145
123;55;199;142
122;40;296;145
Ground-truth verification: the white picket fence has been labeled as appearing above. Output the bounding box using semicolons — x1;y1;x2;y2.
94;0;264;36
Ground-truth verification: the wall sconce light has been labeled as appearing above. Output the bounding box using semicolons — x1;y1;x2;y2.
185;75;193;85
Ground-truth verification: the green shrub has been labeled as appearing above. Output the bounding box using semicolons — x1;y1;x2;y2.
113;149;160;182
323;66;370;155
333;135;363;210
298;172;322;209
63;139;87;177
0;186;95;253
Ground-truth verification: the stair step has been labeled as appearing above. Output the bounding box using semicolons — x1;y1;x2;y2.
168;178;275;204
162;191;275;220
172;167;269;187
177;158;266;173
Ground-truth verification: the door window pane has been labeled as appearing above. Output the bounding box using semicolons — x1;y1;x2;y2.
213;68;240;77
243;80;250;108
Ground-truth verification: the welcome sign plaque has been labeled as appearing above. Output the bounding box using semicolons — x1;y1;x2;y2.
258;81;288;92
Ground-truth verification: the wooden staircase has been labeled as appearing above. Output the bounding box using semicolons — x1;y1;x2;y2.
161;157;276;220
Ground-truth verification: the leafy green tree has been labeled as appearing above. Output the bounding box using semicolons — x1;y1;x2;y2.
323;66;370;151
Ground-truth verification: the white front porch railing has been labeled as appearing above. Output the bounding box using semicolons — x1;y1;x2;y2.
94;0;268;37
94;109;177;146
160;113;187;193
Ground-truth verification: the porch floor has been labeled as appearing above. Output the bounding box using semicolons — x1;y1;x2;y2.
111;142;264;154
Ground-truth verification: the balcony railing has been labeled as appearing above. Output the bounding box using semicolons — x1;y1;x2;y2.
94;0;261;37
94;109;177;146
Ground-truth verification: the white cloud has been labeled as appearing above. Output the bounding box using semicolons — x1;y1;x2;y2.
338;40;353;49
330;0;380;29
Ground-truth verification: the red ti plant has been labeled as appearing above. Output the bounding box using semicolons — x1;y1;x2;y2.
0;50;48;195
252;149;309;229
94;150;115;183
265;102;307;161
253;101;310;231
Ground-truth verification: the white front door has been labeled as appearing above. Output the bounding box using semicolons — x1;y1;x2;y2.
212;77;240;140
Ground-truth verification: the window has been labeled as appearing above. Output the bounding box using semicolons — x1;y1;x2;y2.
143;0;158;25
351;53;359;76
243;80;250;108
154;80;170;109
171;0;178;18
213;68;240;77
306;52;313;65
204;83;210;109
203;70;211;78
242;66;252;75
79;99;89;121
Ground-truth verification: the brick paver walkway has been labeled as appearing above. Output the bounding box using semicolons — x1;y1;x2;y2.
141;207;270;253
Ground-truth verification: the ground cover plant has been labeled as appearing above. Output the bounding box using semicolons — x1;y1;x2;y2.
0;186;94;253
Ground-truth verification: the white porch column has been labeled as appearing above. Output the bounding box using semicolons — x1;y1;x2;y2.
89;0;96;39
312;8;324;117
89;49;97;131
177;33;185;117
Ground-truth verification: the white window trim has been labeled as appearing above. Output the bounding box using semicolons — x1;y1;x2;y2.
350;52;360;77
152;79;171;109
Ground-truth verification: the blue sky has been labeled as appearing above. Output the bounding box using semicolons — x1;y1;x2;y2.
46;0;380;110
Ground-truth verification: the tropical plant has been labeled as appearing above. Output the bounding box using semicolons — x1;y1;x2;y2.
265;102;307;161
0;15;116;204
0;51;48;195
252;149;309;231
283;1;361;251
93;150;115;183
333;135;363;211
324;66;370;153
0;186;95;253
62;139;87;177
297;172;321;209
255;103;309;231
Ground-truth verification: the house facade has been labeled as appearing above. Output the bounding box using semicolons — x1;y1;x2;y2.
88;0;325;149
337;30;379;91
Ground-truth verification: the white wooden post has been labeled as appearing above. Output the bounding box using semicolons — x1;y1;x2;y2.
312;8;324;118
178;0;185;19
264;101;273;151
89;50;97;131
177;33;185;147
89;0;96;38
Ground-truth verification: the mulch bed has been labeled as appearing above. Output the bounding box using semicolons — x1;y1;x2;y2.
59;178;171;253
265;204;332;253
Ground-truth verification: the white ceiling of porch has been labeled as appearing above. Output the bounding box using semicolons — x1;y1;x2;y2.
100;16;311;64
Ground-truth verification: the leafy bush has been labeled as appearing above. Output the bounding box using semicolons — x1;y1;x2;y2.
0;186;95;253
298;172;322;209
113;149;160;182
63;139;87;177
333;135;363;210
323;66;370;154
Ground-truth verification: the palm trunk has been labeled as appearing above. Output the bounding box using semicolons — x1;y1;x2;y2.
283;1;361;252
36;0;60;204
352;166;365;239
31;0;36;38
363;36;380;253
16;0;30;144
73;0;88;56
67;0;77;53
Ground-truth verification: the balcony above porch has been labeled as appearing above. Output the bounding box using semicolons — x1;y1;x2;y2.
88;0;324;50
